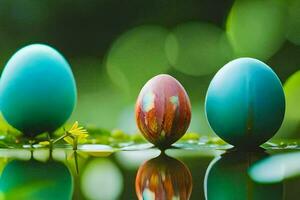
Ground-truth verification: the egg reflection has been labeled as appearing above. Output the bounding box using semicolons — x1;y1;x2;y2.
135;153;192;200
0;159;73;200
205;151;283;200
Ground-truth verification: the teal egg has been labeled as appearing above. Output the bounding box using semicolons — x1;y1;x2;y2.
0;44;77;137
205;58;285;148
0;159;73;200
205;151;283;200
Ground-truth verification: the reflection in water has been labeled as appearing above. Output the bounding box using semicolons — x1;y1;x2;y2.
3;148;300;199
205;151;283;200
0;159;73;200
80;158;123;200
249;151;300;183
135;153;192;200
116;149;160;170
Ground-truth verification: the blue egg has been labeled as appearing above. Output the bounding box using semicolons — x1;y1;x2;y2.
0;44;77;137
205;58;285;148
0;159;73;200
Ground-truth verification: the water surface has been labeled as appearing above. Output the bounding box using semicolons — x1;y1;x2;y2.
0;145;299;200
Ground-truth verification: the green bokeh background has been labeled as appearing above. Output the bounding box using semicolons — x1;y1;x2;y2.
0;0;300;140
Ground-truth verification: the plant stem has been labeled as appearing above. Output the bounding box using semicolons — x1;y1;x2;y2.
47;132;53;159
74;150;79;175
29;139;34;158
29;139;34;148
53;132;68;144
73;137;78;151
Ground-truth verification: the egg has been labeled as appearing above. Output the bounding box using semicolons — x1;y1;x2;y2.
135;74;191;149
205;58;285;148
0;159;73;200
0;44;77;137
135;153;192;200
205;151;283;200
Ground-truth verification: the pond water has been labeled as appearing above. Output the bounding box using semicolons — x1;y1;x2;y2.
0;145;299;200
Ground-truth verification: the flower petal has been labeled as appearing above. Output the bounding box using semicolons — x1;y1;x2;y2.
70;121;79;131
64;136;73;145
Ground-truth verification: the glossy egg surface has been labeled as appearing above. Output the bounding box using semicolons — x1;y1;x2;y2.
0;44;77;137
205;58;285;148
135;74;191;148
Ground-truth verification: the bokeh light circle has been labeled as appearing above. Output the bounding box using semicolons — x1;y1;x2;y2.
226;0;287;60
106;25;170;97
81;158;123;200
275;71;300;139
165;22;232;76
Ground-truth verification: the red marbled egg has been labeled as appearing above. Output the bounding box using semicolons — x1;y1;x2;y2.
135;74;191;149
135;154;193;200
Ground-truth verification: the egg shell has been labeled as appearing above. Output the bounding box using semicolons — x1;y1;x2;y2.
205;58;285;148
135;74;191;149
135;154;192;200
205;151;283;199
0;44;77;137
0;159;73;199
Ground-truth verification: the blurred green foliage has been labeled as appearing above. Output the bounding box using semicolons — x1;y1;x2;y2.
226;0;287;60
166;22;232;76
275;71;300;139
106;25;170;96
0;0;300;140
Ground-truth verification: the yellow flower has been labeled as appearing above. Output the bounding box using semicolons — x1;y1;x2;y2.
64;121;89;145
68;121;88;135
